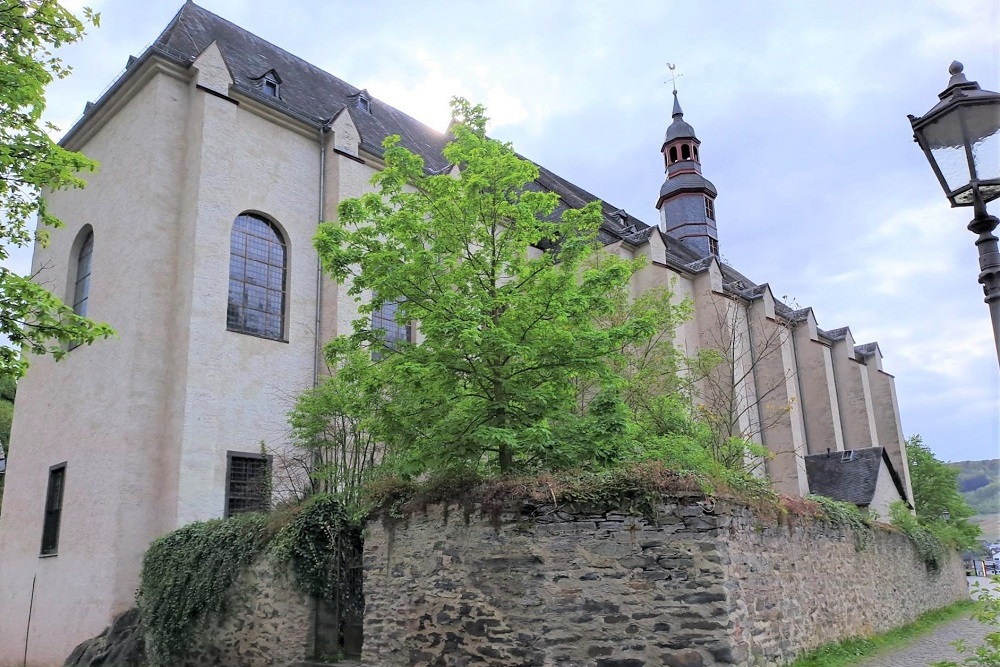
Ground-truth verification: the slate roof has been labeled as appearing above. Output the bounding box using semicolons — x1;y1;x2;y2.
665;91;697;142
658;172;718;200
64;2;864;336
804;447;908;507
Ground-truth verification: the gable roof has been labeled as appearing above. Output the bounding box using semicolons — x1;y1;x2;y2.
804;447;909;507
65;2;853;329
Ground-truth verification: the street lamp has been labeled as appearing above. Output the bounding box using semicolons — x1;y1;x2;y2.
909;61;1000;365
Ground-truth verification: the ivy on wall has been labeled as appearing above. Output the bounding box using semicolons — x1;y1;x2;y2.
270;494;363;606
137;495;361;666
138;513;272;665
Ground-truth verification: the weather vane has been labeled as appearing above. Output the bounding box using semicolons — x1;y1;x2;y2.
666;63;682;93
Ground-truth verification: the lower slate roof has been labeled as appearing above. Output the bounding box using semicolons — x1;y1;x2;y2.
804;447;909;507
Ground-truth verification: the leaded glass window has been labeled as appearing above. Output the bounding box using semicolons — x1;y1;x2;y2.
69;230;94;351
371;298;411;357
227;213;286;340
72;231;93;317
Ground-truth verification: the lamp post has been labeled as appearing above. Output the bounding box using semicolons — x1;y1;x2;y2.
909;62;1000;365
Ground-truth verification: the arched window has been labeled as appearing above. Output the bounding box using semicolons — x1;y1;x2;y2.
669;146;678;163
72;230;94;317
227;213;286;340
681;144;691;160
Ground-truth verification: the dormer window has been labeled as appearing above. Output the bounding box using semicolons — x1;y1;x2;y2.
262;76;278;98
357;93;371;113
253;70;282;99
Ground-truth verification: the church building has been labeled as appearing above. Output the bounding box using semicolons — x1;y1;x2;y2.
0;3;914;664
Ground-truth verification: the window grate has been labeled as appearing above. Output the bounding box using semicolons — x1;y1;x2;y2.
225;453;270;517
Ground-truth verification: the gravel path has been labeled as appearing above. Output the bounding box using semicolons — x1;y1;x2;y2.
852;578;996;667
850;616;990;667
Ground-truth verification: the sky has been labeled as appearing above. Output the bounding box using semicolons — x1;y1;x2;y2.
16;0;1000;461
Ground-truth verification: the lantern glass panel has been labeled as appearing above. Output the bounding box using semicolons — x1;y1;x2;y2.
972;124;1000;183
924;131;973;197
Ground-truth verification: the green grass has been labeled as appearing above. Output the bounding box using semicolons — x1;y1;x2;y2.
786;600;975;667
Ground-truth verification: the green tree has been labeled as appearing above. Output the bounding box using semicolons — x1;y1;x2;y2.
315;99;660;476
906;434;980;550
0;1;113;378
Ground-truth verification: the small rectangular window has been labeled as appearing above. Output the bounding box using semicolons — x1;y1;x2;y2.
704;196;715;220
709;237;719;257
225;452;271;517
40;463;67;556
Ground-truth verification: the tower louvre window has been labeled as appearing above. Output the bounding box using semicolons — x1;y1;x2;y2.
705;196;715;220
681;144;691;160
669;146;678;163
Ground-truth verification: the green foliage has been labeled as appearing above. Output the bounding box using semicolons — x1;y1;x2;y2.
787;600;974;667
964;484;1000;516
906;435;981;551
954;459;1000;515
285;351;384;506
0;2;114;377
315;98;662;476
269;494;363;604
808;494;873;551
891;500;948;572
934;575;1000;667
137;513;272;665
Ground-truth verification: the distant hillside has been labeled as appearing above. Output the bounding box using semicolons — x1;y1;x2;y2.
951;459;1000;515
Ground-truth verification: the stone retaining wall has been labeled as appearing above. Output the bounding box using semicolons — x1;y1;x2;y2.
181;559;317;667
362;497;968;667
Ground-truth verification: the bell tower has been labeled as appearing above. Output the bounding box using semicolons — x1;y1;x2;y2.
656;90;719;257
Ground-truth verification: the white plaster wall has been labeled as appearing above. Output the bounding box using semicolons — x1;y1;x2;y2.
0;69;190;666
868;457;904;519
173;89;322;525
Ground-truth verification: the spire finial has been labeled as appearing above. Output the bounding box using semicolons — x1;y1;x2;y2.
666;63;682;94
666;63;684;118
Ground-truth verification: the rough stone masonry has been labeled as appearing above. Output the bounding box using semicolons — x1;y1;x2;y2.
361;495;967;667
